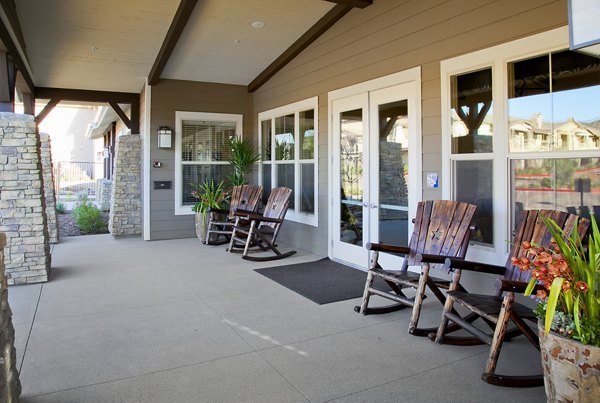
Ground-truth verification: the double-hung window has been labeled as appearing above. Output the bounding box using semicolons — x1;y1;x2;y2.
258;97;318;226
442;27;600;263
175;112;242;215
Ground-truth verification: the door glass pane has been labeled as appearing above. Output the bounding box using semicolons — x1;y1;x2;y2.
454;160;493;246
510;157;600;230
277;163;295;210
378;100;409;246
340;108;363;245
261;164;271;206
300;163;315;214
275;114;295;161
299;109;315;159
451;68;493;154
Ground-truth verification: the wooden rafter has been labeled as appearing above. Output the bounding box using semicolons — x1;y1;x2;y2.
248;3;357;93
148;0;199;86
34;98;59;125
0;0;34;93
108;101;132;130
323;0;372;9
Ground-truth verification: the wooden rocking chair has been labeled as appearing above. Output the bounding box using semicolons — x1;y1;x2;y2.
228;187;296;261
434;209;590;387
205;184;263;245
355;200;477;336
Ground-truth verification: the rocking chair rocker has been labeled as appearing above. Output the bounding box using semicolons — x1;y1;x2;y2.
434;209;590;387
228;187;296;261
355;200;477;336
205;184;263;245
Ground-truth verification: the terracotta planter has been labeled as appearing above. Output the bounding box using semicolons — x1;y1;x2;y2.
194;212;208;242
538;321;600;402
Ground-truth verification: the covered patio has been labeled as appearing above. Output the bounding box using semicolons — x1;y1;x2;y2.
10;235;545;402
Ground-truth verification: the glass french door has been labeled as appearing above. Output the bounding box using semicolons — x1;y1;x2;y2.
332;83;417;268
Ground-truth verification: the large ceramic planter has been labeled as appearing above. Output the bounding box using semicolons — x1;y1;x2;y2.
538;321;600;402
194;212;208;242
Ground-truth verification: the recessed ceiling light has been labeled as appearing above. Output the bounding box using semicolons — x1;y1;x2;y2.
90;46;98;52
234;39;241;44
251;21;265;29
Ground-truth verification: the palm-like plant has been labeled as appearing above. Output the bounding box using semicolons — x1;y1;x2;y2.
227;137;260;187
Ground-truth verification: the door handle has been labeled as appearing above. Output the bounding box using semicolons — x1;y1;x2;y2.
362;201;369;207
370;202;378;209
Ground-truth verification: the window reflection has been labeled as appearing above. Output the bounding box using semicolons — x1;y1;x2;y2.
508;50;600;152
511;158;600;232
451;68;494;154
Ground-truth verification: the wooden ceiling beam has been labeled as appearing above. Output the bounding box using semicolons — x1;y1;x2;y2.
34;87;139;104
108;101;132;130
323;0;372;9
0;0;34;94
248;3;359;93
34;98;59;125
148;0;199;86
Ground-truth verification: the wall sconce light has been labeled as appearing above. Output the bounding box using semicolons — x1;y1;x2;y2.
158;126;172;149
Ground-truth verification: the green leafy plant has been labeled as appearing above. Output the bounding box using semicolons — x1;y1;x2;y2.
72;196;107;234
56;201;66;214
227;137;260;187
519;213;600;347
190;179;229;214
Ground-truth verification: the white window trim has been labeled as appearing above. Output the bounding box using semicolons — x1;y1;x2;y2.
258;97;319;226
174;111;243;215
440;26;570;264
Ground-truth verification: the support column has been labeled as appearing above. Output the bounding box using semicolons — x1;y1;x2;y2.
108;134;142;236
0;233;22;401
39;133;58;243
0;113;51;284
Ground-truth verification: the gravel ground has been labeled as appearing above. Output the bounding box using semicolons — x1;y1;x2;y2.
57;211;110;237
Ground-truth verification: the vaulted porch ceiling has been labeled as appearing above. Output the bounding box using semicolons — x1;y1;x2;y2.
12;0;370;95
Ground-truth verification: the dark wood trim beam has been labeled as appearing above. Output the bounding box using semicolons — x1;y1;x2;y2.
248;4;354;93
0;5;34;93
130;97;140;134
323;0;372;9
148;0;199;85
22;91;34;115
34;98;59;125
108;101;132;130
34;87;139;104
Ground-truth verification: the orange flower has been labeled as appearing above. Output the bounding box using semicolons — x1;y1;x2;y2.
575;281;588;292
522;241;531;249
562;281;571;292
536;289;548;300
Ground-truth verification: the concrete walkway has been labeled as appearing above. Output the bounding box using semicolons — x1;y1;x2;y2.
9;235;546;402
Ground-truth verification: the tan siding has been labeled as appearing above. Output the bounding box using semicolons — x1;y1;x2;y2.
149;79;252;240
251;0;566;253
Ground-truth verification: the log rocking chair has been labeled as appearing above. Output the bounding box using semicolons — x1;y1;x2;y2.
355;200;477;336
204;184;263;245
434;209;590;387
228;187;296;261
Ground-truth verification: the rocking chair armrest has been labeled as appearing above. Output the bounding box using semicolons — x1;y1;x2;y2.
499;279;544;293
443;257;506;276
252;215;283;224
366;242;410;255
415;253;455;266
207;207;230;215
233;209;261;218
233;208;256;215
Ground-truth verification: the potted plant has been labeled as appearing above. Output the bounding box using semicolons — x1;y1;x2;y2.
227;137;260;187
516;214;599;401
190;179;229;242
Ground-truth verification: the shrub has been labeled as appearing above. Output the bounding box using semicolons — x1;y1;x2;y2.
72;202;107;234
56;202;66;214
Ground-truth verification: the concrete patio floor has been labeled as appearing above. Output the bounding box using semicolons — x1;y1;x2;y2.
9;234;547;402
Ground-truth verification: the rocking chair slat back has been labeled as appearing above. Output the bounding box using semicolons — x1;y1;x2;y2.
503;209;589;285
261;187;292;228
229;185;263;219
407;200;477;267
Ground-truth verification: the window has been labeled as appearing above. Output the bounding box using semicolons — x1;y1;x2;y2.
258;97;318;226
442;27;600;262
174;112;242;215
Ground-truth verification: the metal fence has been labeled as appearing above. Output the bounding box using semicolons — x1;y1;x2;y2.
53;161;104;199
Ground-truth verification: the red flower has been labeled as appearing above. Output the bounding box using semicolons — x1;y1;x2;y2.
575;281;588;292
536;289;548;300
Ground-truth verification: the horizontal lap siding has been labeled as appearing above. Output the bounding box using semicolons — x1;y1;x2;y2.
252;0;565;254
149;80;253;240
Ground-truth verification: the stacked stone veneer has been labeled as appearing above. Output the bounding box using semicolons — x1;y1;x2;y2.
0;233;22;402
379;141;408;220
39;133;58;243
108;134;141;236
96;179;112;212
0;113;51;284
